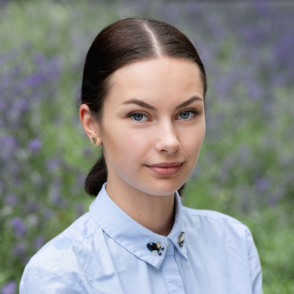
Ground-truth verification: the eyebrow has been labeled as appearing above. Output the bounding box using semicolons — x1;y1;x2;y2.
122;96;202;111
175;96;203;110
123;99;157;111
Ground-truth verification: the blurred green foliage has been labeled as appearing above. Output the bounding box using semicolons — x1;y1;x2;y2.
0;0;293;293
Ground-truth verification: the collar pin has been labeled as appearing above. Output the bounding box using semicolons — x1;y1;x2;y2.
178;232;185;248
147;241;165;256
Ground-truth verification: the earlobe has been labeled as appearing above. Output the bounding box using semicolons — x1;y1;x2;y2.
79;104;102;146
91;137;97;144
91;136;103;146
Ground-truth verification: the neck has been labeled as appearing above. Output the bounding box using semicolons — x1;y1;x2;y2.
106;182;175;236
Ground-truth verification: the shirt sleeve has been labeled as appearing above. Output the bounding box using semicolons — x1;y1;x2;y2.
19;263;82;294
245;229;263;294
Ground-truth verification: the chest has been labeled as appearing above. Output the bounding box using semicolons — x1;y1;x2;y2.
60;239;252;294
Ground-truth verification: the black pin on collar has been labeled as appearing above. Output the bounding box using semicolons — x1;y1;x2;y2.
147;241;164;255
178;232;185;247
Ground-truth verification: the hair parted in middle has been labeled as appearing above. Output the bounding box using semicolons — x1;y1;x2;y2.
81;17;207;197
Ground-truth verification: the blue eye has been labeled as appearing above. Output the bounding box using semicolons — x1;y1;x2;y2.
131;113;148;121
177;111;195;120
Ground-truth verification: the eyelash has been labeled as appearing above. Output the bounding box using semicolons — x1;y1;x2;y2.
128;109;198;122
129;112;149;122
176;110;197;120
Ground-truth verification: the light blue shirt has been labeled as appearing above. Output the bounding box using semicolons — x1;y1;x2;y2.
20;183;263;294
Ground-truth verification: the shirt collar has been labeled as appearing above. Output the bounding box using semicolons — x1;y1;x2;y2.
89;183;188;269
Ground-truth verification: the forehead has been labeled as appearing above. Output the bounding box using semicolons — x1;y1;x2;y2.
106;57;204;105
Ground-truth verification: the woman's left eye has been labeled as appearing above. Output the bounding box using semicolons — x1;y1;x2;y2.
177;111;195;120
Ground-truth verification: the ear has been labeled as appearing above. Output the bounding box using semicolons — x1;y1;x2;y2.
79;104;102;146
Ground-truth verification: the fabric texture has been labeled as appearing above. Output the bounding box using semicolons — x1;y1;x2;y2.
20;183;263;294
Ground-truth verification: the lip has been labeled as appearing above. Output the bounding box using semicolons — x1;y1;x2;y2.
145;162;184;176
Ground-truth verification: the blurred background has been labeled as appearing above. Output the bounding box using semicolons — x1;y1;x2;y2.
0;0;293;293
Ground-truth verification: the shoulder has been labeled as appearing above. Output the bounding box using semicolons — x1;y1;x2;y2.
182;206;246;225
182;206;250;240
30;211;100;264
20;211;102;292
181;207;263;292
181;206;259;263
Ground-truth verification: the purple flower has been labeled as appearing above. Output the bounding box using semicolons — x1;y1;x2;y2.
43;208;53;218
34;236;45;250
1;136;17;159
268;188;284;206
46;158;60;171
1;136;17;149
11;217;27;237
26;201;40;212
162;4;180;23
83;147;92;157
255;0;271;16
1;280;17;294
17;99;29;112
22;73;44;87
255;178;271;191
33;53;46;65
28;138;42;152
76;203;85;216
6;194;17;205
248;83;263;100
77;173;86;186
49;184;64;205
13;242;26;256
274;33;294;68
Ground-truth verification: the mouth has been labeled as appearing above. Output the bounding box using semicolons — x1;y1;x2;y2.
145;162;184;176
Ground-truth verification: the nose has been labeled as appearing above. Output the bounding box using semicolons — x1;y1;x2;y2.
155;122;180;154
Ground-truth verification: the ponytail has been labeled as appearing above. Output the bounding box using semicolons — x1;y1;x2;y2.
85;154;107;196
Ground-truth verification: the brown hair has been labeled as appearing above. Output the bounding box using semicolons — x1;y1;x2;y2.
81;17;207;197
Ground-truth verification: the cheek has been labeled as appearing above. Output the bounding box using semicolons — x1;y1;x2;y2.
180;125;205;157
103;124;150;164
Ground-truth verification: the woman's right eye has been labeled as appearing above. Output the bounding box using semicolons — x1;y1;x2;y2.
130;113;148;121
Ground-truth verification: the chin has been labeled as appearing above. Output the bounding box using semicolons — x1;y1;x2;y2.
140;179;185;196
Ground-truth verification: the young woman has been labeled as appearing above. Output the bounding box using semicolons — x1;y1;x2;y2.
20;18;263;294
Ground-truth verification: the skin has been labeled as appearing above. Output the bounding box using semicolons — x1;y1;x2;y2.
80;57;206;236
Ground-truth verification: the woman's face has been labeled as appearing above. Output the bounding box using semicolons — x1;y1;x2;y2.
98;57;206;197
